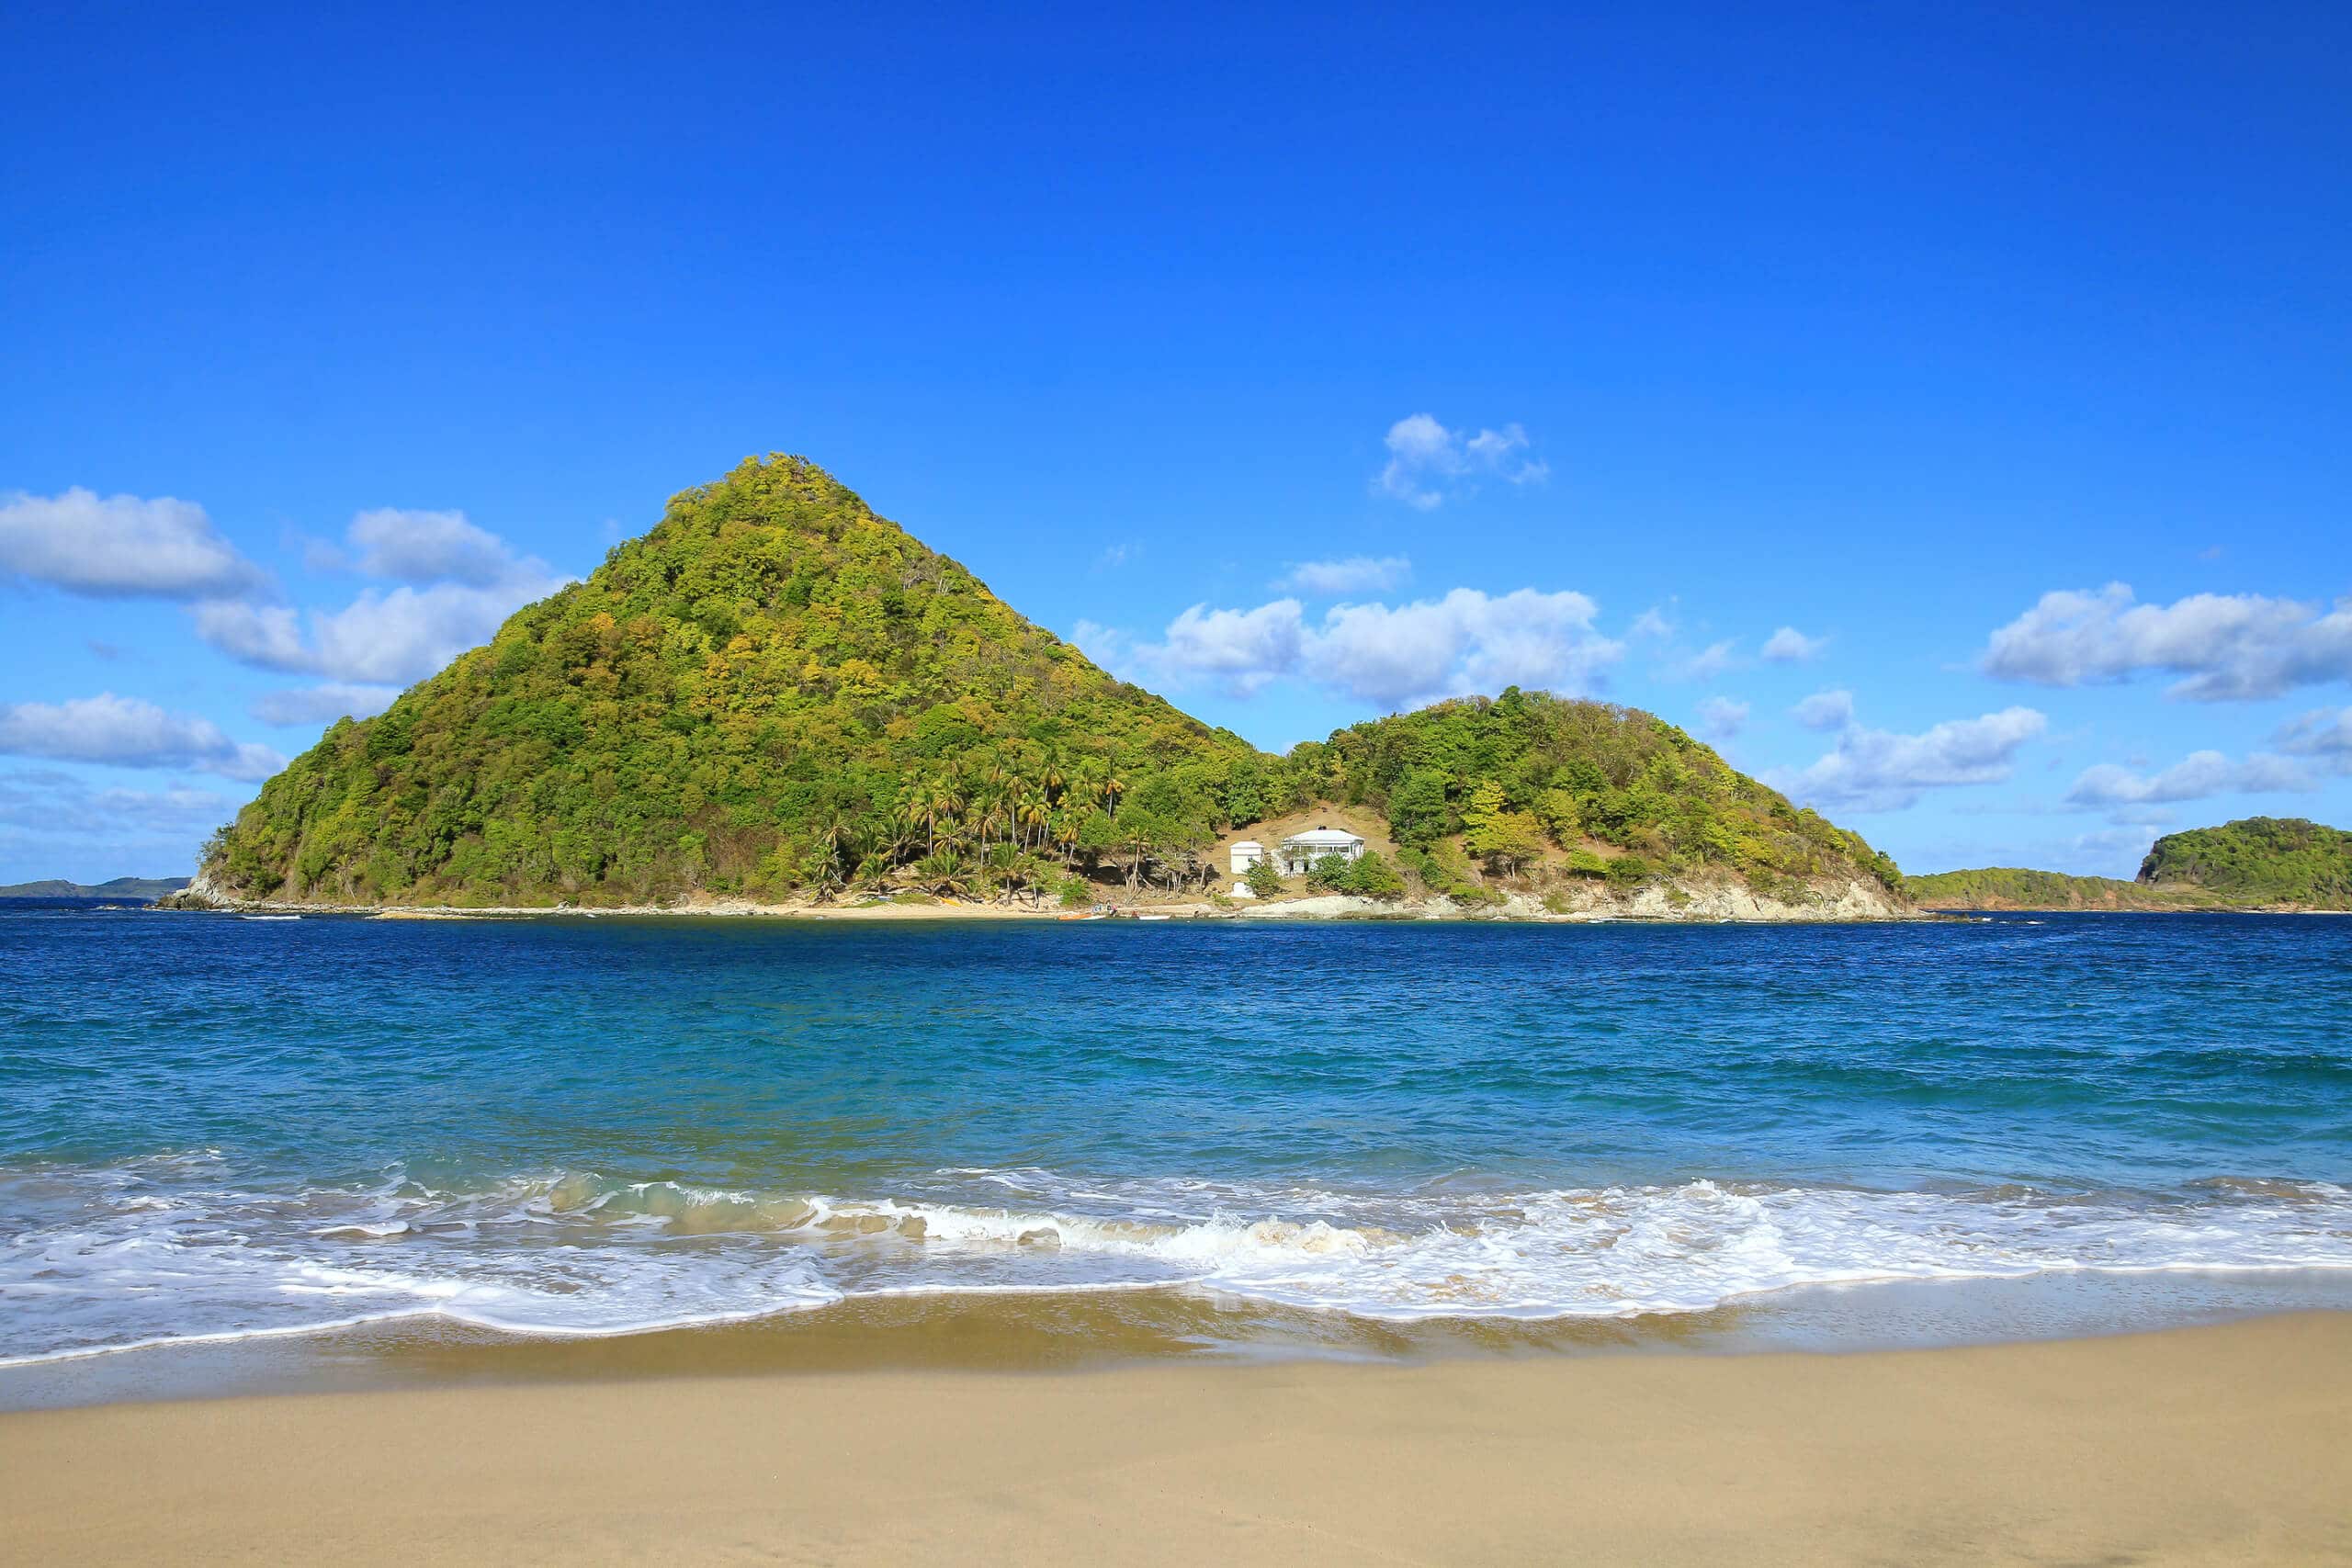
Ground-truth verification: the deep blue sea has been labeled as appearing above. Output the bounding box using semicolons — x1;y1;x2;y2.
4;901;2349;1365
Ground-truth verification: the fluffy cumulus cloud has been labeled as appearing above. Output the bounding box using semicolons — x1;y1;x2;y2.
1792;689;1855;731
1696;695;1748;739
1148;600;1306;696
1128;587;1623;710
0;694;284;782
198;578;563;687
1760;626;1827;663
0;489;268;600
2274;705;2352;773
248;683;401;727
1279;555;1412;594
1766;705;2048;813
201;508;571;689
1982;583;2352;701
2064;750;2314;807
1374;414;1549;509
343;508;529;588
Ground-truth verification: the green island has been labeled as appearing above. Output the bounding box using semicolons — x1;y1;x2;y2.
185;454;1905;919
1906;818;2352;911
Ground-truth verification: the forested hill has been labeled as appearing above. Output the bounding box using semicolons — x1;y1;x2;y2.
201;455;1261;903
2137;818;2352;907
195;454;1906;909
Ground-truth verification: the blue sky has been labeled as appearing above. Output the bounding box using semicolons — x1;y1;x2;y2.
4;2;2348;884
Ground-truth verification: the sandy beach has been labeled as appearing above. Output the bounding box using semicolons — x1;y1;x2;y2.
5;1313;2346;1566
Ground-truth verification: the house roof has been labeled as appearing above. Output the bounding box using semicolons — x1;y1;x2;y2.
1283;827;1365;846
1230;840;1264;851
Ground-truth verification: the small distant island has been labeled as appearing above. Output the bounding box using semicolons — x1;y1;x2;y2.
1906;818;2352;912
170;454;1909;923
0;875;191;901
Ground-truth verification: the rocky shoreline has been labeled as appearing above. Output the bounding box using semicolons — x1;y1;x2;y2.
159;870;1924;924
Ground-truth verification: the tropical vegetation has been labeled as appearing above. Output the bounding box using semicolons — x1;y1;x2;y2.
196;454;1905;908
2137;818;2352;907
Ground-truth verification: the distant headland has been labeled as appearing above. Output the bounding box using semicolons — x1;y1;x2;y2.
0;875;191;901
1906;818;2352;912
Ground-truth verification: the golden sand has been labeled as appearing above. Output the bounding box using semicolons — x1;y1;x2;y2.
4;1313;2346;1565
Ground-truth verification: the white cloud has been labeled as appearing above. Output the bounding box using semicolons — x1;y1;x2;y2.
1696;695;1749;739
1792;689;1855;731
193;510;570;687
345;507;526;588
1279;555;1412;594
250;683;401;727
1069;618;1127;667
1627;606;1676;640
1760;626;1828;663
1093;543;1138;570
1311;589;1619;708
1149;600;1306;696
1659;638;1741;682
1130;586;1623;710
2275;705;2352;773
2064;750;2314;807
196;572;567;686
0;694;284;782
1982;583;2352;701
0;489;267;601
1374;414;1549;509
1767;705;2049;813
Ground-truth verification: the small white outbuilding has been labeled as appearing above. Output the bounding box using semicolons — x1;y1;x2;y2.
1229;840;1267;875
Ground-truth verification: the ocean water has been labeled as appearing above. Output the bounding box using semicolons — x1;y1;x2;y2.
2;902;2348;1367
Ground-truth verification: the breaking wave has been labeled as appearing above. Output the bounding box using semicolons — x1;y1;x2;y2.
5;1157;2350;1366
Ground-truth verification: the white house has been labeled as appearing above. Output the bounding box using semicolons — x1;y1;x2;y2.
1229;840;1267;875
1277;827;1366;874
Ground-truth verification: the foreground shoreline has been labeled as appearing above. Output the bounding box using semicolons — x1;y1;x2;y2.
6;1313;2346;1565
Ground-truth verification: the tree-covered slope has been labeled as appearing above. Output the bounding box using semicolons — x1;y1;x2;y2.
1291;691;1905;902
2137;818;2352;907
196;454;1907;910
202;455;1264;904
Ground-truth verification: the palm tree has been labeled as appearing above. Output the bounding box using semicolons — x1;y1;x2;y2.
1066;760;1104;814
1016;787;1049;850
1102;767;1128;819
920;777;963;856
915;850;973;896
973;784;1011;853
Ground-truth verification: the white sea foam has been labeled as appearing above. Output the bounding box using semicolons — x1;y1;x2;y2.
3;1163;2349;1365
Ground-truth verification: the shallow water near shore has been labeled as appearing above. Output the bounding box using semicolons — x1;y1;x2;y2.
4;900;2349;1393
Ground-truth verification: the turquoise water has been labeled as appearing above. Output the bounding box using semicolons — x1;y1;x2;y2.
3;903;2349;1364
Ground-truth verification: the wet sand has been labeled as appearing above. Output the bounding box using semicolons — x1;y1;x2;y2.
5;1313;2346;1565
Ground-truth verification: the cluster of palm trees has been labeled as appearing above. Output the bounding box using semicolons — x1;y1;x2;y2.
797;753;1146;902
